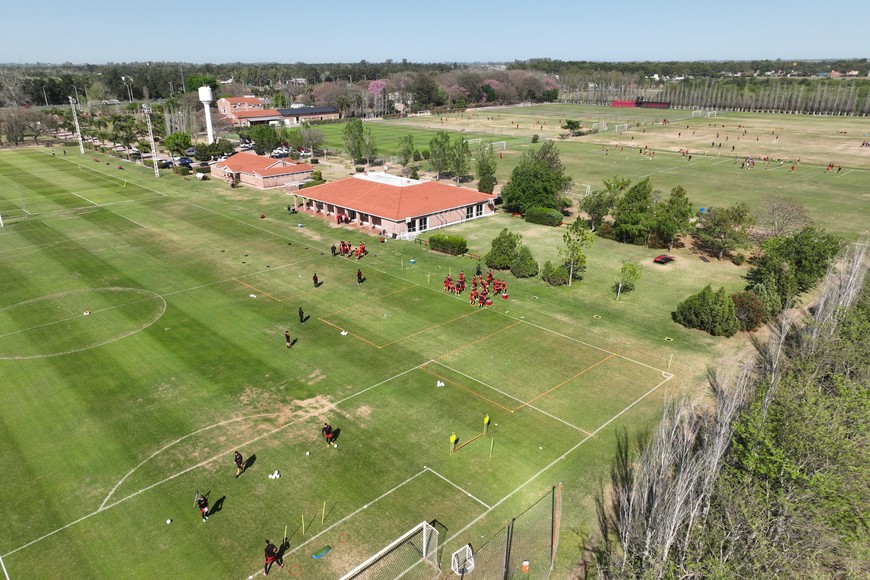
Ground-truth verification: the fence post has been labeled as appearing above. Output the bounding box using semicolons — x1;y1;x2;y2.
502;518;514;580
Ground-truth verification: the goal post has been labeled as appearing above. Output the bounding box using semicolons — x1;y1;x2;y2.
341;521;439;580
592;122;608;132
615;123;629;133
487;141;506;151
466;138;482;149
691;110;704;118
706;111;717;118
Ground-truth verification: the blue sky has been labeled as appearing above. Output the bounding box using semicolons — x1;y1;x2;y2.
3;0;868;64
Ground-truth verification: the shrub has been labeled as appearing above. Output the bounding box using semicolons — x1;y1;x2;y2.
194;166;211;174
311;170;322;181
421;149;430;160
541;260;569;286
428;234;468;256
355;166;365;173
531;134;539;143
300;180;326;189
413;150;422;162
510;244;539;278
524;206;563;227
310;158;319;164
673;284;740;337
731;252;746;265
410;166;420;180
485;228;522;270
731;291;768;331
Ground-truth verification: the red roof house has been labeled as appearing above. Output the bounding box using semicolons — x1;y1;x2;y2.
212;152;313;190
291;173;496;238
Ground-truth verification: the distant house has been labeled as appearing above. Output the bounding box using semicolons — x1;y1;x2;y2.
216;96;264;116
278;106;340;126
290;172;497;238
228;109;283;127
211;152;313;190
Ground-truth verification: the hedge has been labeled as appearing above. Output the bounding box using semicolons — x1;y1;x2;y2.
541;260;570;286
428;234;468;256
300;179;326;190
524;206;563;227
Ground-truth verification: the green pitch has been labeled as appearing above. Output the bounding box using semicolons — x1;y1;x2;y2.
0;105;866;578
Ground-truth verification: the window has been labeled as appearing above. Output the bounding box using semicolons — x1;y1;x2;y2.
407;219;417;233
475;204;483;217
466;206;474;219
419;216;428;231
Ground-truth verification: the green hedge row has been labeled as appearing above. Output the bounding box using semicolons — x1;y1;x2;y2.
524;206;562;227
428;234;468;256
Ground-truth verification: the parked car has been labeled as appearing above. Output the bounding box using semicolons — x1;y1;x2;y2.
177;157;193;165
185;147;197;156
653;254;676;264
159;160;174;169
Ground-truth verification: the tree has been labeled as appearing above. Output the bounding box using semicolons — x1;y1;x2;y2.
746;226;843;307
611;178;656;245
510;244;539;278
476;143;498;193
754;194;812;241
655;185;694;250
485;228;522;270
283;127;303;151
730;291;767;331
673;284;740;337
449;137;471;183
581;176;629;231
0;70;28;108
614;260;643;300
342;118;364;161
695;202;753;260
397;134;415;166
163;132;192;156
185;74;218;94
301;125;324;154
429;131;451;179
559;219;594;286
246;124;281;155
500;141;572;214
361;127;378;166
411;73;439;109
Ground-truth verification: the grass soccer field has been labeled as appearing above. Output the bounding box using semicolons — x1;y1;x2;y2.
0;148;679;579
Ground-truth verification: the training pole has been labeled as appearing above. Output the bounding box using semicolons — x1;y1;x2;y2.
490;438;494;458
322;501;326;524
302;513;306;534
284;524;288;542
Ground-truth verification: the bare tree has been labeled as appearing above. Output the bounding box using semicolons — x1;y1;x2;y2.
0;69;28;108
753;194;812;241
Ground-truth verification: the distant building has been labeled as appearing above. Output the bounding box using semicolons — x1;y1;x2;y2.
290;172;497;238
216;96;264;116
277;106;340;126
212;152;313;190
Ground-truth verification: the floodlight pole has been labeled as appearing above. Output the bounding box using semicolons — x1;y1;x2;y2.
68;96;85;154
142;104;160;178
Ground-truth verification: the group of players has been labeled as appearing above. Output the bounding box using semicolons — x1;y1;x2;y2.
331;240;366;260
191;423;337;575
442;268;508;308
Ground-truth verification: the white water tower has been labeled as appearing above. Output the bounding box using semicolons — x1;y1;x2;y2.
198;86;215;145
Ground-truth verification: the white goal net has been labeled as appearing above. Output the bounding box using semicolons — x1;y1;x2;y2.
592;122;608;132
341;521;439;580
691;110;704;118
467;138;482;148
487;141;507;151
615;123;629;133
451;544;475;575
706;111;717;118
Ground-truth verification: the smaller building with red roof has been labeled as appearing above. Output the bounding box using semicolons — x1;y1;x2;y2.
212;152;313;190
291;172;496;238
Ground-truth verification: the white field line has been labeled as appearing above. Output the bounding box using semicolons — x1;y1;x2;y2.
0;553;10;580
839;169;854;177
442;371;674;548
430;361;591;435
66;191;99;207
2;363;426;559
424;467;490;509
112;213;148;229
0;232;120;258
639;165;685;179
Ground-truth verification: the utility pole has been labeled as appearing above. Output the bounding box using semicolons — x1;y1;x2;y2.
142;104;160;178
69;96;85;154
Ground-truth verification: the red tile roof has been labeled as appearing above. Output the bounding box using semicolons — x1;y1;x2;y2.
233;108;281;119
214;152;313;177
299;174;496;221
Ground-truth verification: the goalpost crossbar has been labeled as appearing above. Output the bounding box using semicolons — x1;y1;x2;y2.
341;521;439;580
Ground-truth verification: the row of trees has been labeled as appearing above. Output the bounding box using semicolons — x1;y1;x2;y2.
585;242;869;578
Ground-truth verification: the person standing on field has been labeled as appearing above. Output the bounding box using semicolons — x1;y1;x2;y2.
284;330;292;348
357;269;363;285
312;273;319;287
322;423;335;447
263;539;283;575
195;494;209;522
298;307;305;324
234;451;245;478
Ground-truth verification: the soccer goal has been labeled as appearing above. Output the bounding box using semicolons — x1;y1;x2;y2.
340;521;440;580
706;111;717;118
467;138;482;148
691;110;704;118
592;122;608;132
615;123;629;133
579;183;591;196
451;545;475;575
488;141;507;151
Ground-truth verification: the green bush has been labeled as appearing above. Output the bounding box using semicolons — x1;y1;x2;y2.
311;170;323;181
310;158;319;164
731;290;768;331
524;206;563;227
410;166;420;180
413;150;422;162
731;252;746;265
510;244;539;278
421;149;430;160
193;166;211;174
541;260;569;286
174;166;191;176
428;234;468;256
485;228;522;270
355;166;365;173
673;284;740;337
531;134;539;143
300;180;326;189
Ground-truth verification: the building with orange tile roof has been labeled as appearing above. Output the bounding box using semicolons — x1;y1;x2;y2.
212;152;313;189
290;172;497;238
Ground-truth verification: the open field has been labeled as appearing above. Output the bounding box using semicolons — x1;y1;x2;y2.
0;105;867;578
